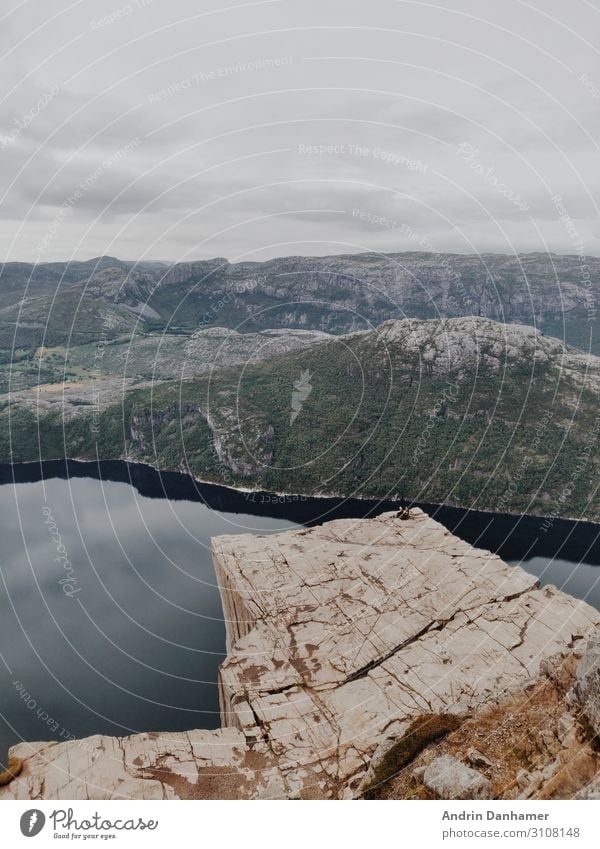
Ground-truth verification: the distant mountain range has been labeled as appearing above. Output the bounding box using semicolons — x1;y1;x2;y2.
1;251;598;352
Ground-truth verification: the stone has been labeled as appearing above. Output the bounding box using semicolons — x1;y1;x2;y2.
354;724;407;797
1;510;599;800
539;729;562;758
556;713;578;747
423;756;492;800
575;775;600;799
572;627;600;735
467;748;493;769
0;728;283;801
536;749;597;800
517;770;544;799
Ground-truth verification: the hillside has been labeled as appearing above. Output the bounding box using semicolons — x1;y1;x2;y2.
1;251;598;353
2;317;599;522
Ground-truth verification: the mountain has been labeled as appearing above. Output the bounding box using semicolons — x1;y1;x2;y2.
0;326;330;394
0;256;167;349
1;251;598;353
0;256;163;307
3;317;599;522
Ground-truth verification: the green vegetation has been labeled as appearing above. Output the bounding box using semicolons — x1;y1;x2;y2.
1;251;599;351
360;714;464;800
1;318;598;522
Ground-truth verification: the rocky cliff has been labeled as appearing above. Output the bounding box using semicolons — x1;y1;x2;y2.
1;509;599;800
2;251;598;352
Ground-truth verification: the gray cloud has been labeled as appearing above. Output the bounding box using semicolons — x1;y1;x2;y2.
1;0;599;262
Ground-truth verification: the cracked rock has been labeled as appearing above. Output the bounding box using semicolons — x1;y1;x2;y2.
2;510;599;800
572;626;600;736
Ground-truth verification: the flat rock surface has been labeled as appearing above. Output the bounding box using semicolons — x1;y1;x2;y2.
214;510;599;797
2;509;599;799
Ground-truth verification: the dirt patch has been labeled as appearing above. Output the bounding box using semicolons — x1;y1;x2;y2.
375;655;599;800
360;714;464;800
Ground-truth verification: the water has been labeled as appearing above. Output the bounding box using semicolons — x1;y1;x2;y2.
1;460;599;765
0;471;297;763
506;555;600;611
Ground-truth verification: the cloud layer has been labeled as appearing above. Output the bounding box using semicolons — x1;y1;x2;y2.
1;0;599;262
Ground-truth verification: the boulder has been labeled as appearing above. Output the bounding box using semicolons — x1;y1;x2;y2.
354;724;407;797
573;627;600;735
467;748;493;769
423;756;492;800
556;713;578;747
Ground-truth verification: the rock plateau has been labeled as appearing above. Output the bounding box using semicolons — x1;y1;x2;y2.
2;509;599;800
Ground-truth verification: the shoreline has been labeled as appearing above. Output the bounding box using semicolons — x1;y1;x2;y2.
1;453;599;526
1;456;599;564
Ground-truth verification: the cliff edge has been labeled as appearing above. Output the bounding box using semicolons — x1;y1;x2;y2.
2;509;599;800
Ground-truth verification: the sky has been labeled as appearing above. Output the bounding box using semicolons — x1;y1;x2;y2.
1;0;600;263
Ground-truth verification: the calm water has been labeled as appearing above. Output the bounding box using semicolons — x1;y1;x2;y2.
0;472;297;763
507;555;600;611
1;462;599;765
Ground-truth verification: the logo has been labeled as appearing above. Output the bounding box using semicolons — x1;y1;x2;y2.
20;810;45;837
290;369;313;425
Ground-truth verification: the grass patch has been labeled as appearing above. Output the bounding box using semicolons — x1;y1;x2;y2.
361;713;464;800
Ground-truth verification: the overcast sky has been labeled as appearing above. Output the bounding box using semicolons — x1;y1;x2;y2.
1;0;600;263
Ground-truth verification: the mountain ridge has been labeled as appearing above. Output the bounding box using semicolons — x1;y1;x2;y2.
2;316;598;522
1;250;598;353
